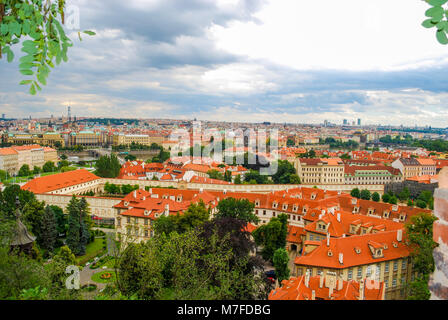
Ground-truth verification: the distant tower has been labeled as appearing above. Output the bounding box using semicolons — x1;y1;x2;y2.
68;106;71;122
1;113;5;119
357;118;361;126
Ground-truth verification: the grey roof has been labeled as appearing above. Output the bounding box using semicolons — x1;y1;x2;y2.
399;158;420;166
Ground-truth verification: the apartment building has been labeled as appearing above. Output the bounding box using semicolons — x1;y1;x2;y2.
69;131;102;147
113;134;153;147
294;230;412;300
5;132;65;148
392;158;437;179
295;158;345;185
269;274;385;300
344;165;403;185
0;145;57;174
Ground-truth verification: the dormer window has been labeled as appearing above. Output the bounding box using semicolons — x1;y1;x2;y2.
302;207;308;214
354;247;361;254
353;206;360;213
383;211;390;218
373;249;384;258
124;201;129;206
327;250;333;257
399;214;406;222
144;210;151;216
293;205;298;212
311;193;317;200
392;205;398;211
368;208;375;215
283;204;288;211
255;200;260;207
272;202;278;209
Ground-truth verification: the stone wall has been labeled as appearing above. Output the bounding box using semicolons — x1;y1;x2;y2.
385;181;438;199
430;167;448;300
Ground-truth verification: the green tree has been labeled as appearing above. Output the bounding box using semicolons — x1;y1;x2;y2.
18;164;31;177
42;161;56;173
207;169;224;180
273;248;290;283
398;187;411;201
271;160;297;184
416;200;427;209
234;174;242;184
372;192;380;202
32;166;41;175
382;193;391;203
66;196;80;255
95;154;121;178
405;212;438;300
389;195;398;205
50;205;67;236
252;214;288;262
350;188;361;199
215;198;258;224
360;189;371;200
56;245;76;265
23;199;46;244
0;0;95;94
40;205;58;257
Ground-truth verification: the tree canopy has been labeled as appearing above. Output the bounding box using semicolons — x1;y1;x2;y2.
0;0;95;94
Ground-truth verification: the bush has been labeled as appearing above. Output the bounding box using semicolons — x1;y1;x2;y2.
416;200;427;209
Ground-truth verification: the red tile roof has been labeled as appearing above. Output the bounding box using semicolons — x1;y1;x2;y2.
22;169;100;194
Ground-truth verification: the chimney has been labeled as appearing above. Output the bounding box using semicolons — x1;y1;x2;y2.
311;290;316;301
305;270;310;287
359;280;365;300
339;253;344;265
337;213;341;222
319;274;324;288
326;233;330;247
338;277;343;291
165;204;169;217
134;190;137;198
397;229;403;242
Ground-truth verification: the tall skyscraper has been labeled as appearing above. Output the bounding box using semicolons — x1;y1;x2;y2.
343;119;348;125
1;114;5;119
357;118;361;126
68;106;71;122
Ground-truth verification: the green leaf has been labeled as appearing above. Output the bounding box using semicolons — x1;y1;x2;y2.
428;0;448;6
19;80;33;85
3;47;14;63
19;62;34;69
436;30;448;44
20;69;34;76
83;30;96;36
21;45;38;55
422;19;437;28
0;24;8;36
437;21;448;30
426;6;444;20
29;83;36;95
34;81;42;91
20;55;36;64
37;72;47;85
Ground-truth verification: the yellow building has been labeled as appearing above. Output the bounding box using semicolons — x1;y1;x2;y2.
6;132;65;148
113;134;164;147
294;230;413;300
69;131;102;147
295;158;345;185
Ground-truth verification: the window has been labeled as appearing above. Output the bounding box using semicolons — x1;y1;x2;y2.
144;219;148;226
402;259;407;270
357;268;362;278
392;279;397;287
393;261;398;272
144;230;148;237
127;217;131;223
385;279;389;288
348;269;353;280
366;265;372;277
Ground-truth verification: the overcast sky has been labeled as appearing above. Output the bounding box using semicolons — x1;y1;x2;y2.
1;0;448;127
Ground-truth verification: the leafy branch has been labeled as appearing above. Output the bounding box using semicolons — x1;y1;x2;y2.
0;0;96;95
422;0;448;44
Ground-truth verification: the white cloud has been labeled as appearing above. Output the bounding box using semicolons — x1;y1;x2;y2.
210;0;448;71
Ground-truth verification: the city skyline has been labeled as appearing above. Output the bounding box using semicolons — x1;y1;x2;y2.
1;1;448;127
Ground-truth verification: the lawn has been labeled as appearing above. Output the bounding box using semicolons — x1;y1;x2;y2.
76;238;106;266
